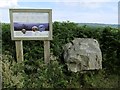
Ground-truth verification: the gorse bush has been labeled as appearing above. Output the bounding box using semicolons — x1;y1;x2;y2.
2;21;120;88
100;27;120;74
2;53;24;88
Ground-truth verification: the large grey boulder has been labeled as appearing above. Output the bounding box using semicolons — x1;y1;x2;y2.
63;38;102;72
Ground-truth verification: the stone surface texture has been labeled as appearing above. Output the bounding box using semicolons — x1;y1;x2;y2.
63;38;102;72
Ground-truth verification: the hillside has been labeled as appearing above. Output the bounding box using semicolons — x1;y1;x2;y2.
77;23;118;28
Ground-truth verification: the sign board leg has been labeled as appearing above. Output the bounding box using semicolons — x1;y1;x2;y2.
15;40;24;63
44;40;50;64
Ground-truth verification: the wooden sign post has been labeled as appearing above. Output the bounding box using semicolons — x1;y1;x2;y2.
44;41;50;64
9;9;52;64
15;40;24;63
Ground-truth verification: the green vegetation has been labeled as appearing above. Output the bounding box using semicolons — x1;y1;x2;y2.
2;21;120;88
77;23;118;28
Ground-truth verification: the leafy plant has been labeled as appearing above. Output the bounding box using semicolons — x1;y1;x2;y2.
2;22;120;88
2;54;24;88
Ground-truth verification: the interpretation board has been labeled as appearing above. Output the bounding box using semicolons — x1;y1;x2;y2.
9;9;52;64
9;9;52;40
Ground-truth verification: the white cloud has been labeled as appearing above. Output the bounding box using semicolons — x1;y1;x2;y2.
54;0;119;9
0;1;118;24
53;8;118;24
0;0;19;22
54;0;119;2
0;9;10;23
56;2;103;9
0;0;19;8
8;0;119;2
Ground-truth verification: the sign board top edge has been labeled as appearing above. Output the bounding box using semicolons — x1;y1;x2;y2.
9;8;52;12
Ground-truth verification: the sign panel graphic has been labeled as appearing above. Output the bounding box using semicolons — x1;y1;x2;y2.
9;9;52;40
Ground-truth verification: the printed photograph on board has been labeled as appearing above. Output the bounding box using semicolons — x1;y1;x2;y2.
13;12;49;37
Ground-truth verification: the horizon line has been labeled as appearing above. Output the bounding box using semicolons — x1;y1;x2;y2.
1;21;118;25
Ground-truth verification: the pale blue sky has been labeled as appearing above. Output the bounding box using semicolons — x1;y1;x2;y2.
0;0;119;24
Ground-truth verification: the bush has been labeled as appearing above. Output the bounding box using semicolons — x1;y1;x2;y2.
2;53;24;88
2;22;120;88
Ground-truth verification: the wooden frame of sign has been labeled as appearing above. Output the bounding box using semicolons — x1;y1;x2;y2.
9;9;52;64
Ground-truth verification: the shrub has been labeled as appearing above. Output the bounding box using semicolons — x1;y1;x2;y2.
2;22;120;88
2;54;24;88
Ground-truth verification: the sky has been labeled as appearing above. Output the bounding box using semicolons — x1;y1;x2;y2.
0;0;119;24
